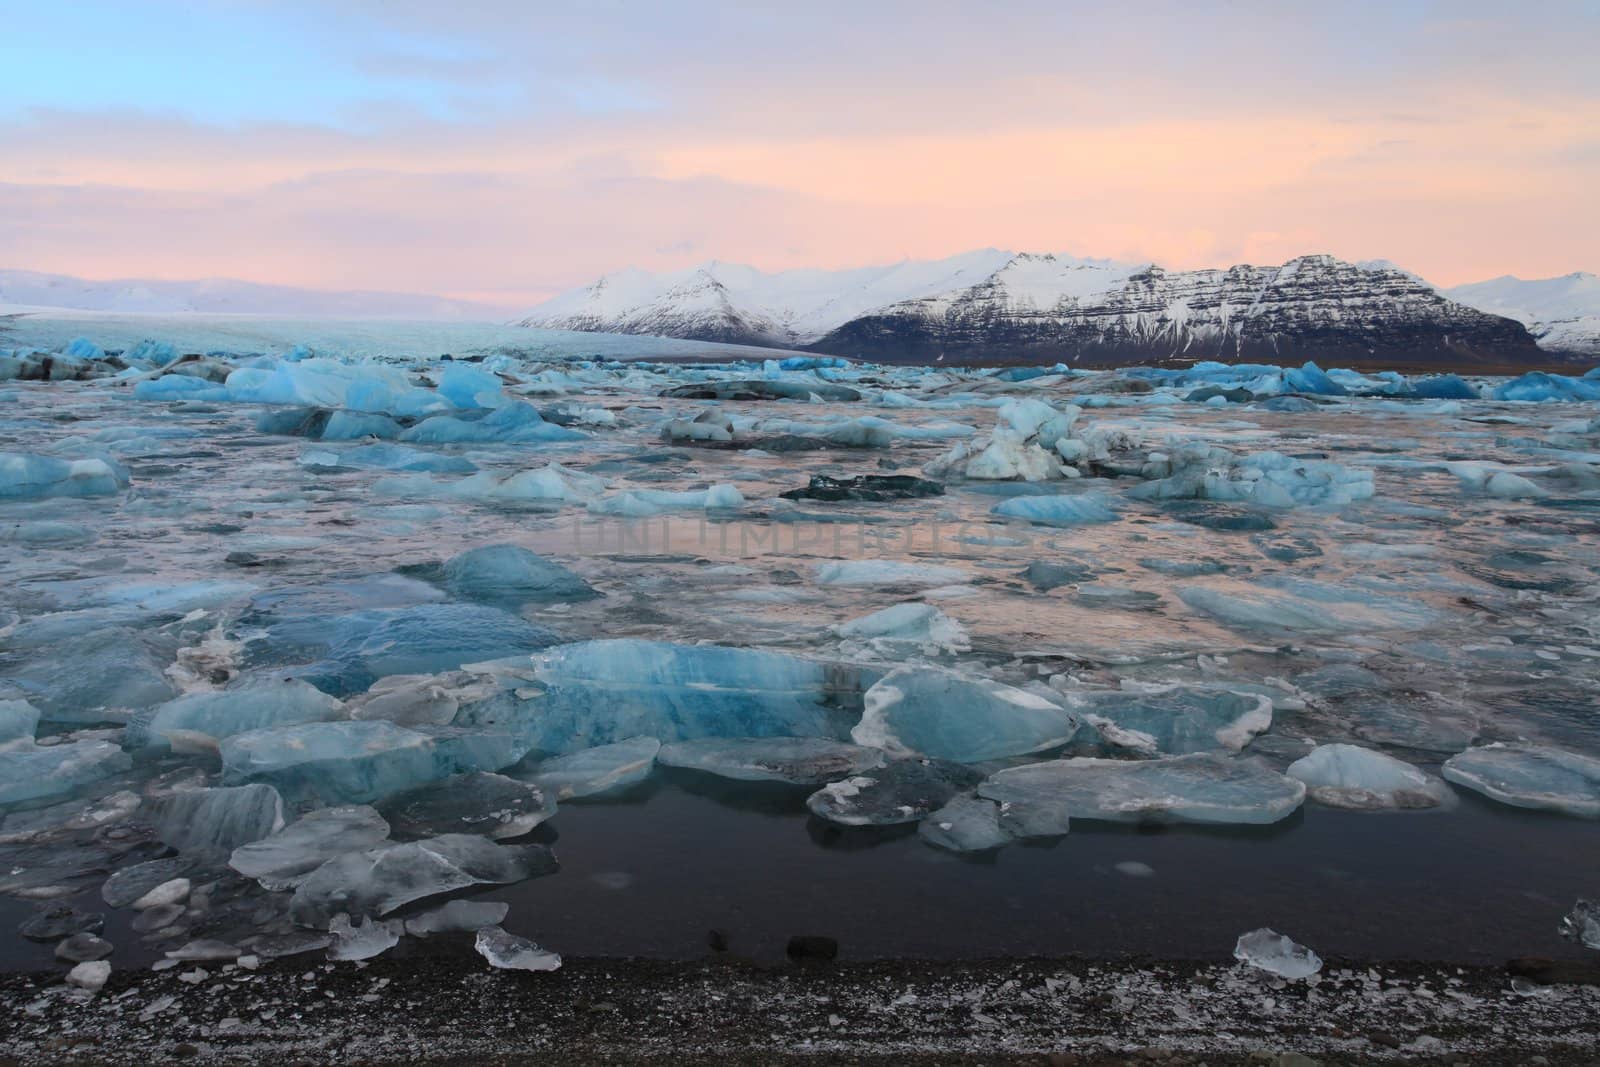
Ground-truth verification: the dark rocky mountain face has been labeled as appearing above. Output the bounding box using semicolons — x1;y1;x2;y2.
807;256;1542;367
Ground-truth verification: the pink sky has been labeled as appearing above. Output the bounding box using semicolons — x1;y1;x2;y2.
3;2;1596;310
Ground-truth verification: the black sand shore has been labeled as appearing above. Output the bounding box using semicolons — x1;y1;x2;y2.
2;954;1597;1065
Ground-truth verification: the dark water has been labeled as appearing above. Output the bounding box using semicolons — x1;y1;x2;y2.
11;771;1593;972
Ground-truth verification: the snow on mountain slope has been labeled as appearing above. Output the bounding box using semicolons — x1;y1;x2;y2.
0;269;512;320
524;251;1544;366
1444;272;1600;356
517;249;1063;345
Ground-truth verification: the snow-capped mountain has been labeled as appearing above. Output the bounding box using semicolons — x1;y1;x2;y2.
1444;273;1600;356
522;252;1546;366
517;250;1129;347
0;269;512;320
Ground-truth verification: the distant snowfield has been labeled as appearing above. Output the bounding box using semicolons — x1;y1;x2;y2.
1444;273;1600;356
0;269;515;320
0;307;808;363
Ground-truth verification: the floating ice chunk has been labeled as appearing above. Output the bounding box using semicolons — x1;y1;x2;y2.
1441;743;1600;818
1177;578;1436;635
813;560;969;587
221;721;447;805
300;443;475;474
165;939;241;963
350;672;497;726
1131;450;1375;509
229;806;392;890
663;409;735;442
405;899;510;937
1286;744;1454;810
134;375;228;401
0;699;40;749
927;428;1067;481
436;365;507;409
854;666;1080;762
990;493;1118;527
831;604;970;656
1234;928;1322;979
806;759;985;826
524;737;660;799
0;453;129;500
66;960;112;993
327;914;404;961
917;795;1011;853
587;483;745;516
980;755;1305;826
1491;372;1600;403
306;603;561;696
658;737;885;785
379;772;556;840
0;740;132;806
483;641;863;754
377;462;605;505
56;932;113;962
1073;687;1273;756
289;834;558;928
101;857;193;908
150;784;285;855
475;926;561;971
127;678;344;751
1560;900;1600;950
401;401;585;444
1445;462;1548;499
439;544;598;606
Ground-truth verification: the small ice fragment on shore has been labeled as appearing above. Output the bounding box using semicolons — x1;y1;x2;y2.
132;878;192;911
405;900;510;937
326;914;402;961
66;960;111;993
474;926;561;971
1234;928;1322;979
55;933;113;962
1559;900;1599;950
165;939;241;962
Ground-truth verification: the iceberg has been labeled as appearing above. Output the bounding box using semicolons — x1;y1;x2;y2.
149;784;286;855
0;740;132;806
657;737;885;785
980;754;1306;826
805;759;985;826
1441;743;1600;817
289;833;558;928
302;603;562;696
127;678;344;751
437;543;598;606
464;640;865;754
587;484;745;516
300;443;476;474
375;463;605;506
812;560;969;587
1073;687;1273;756
523;736;660;799
0;453;129;501
854;666;1080;762
990;493;1119;527
1491;372;1600;403
1446;462;1548;499
831;603;970;656
401;401;585;444
436;365;507;409
229;805;392;890
378;772;556;840
1177;578;1437;635
1286;744;1454;810
917;795;1012;853
1130;449;1375;509
0;699;40;749
221;721;453;805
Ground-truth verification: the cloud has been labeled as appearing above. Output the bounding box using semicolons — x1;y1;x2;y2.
0;2;1595;296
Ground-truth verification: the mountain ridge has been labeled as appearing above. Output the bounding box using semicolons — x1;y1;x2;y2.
521;252;1592;366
